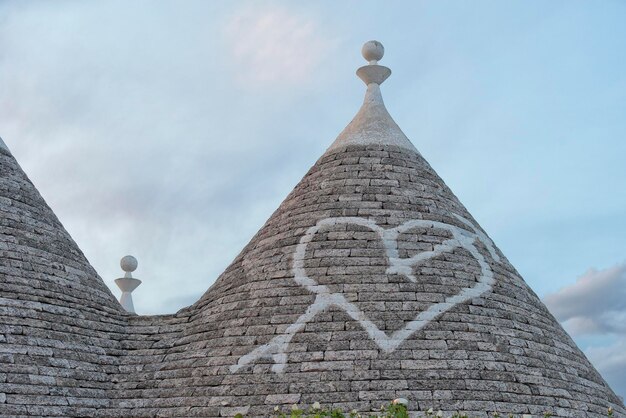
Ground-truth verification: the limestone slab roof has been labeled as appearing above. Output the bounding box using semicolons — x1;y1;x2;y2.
0;42;624;417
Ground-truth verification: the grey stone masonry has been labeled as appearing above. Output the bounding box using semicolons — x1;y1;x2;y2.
1;141;624;417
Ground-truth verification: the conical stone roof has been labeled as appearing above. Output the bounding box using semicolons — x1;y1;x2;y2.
182;42;625;416
0;139;128;416
1;42;624;417
0;142;122;311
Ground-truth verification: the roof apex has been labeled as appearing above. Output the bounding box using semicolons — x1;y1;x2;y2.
326;41;417;153
0;136;9;153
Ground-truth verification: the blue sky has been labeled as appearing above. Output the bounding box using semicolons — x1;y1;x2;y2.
1;0;625;398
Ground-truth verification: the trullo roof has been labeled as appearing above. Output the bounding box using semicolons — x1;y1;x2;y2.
0;42;624;418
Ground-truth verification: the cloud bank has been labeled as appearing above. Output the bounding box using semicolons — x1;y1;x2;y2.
223;5;334;87
544;264;626;399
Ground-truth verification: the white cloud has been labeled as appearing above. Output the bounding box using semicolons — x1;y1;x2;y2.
587;339;626;377
543;263;626;399
544;263;626;335
222;5;336;87
587;340;626;403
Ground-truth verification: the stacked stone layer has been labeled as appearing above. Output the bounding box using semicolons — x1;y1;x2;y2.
1;141;624;417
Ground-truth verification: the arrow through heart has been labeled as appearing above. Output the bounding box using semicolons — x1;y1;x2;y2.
231;214;500;373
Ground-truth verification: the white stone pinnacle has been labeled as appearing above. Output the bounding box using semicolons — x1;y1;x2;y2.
115;255;141;314
325;40;416;153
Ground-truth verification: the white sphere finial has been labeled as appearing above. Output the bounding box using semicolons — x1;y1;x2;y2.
356;40;390;85
362;40;384;64
116;255;141;313
120;255;138;276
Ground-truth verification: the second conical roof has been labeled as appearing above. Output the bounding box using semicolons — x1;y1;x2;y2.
177;43;625;416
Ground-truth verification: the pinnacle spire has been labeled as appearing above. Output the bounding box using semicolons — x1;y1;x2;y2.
326;41;417;153
115;255;141;314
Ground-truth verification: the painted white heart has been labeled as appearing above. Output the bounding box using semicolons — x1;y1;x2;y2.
231;214;500;373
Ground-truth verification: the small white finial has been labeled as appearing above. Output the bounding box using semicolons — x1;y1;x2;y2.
362;40;384;64
120;255;138;278
115;255;141;314
356;40;391;86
